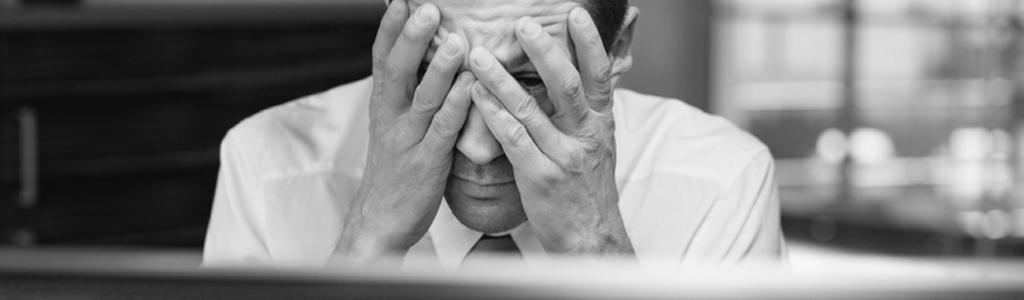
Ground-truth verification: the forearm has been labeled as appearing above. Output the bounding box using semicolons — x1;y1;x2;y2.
559;207;635;257
327;216;409;269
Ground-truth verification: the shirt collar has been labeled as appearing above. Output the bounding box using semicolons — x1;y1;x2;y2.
426;200;553;270
427;201;481;270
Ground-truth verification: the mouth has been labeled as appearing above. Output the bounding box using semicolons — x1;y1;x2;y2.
449;174;514;186
449;175;516;199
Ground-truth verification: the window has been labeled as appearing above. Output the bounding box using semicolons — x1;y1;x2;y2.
714;0;1024;255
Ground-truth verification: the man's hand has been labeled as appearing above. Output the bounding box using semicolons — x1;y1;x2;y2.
468;8;634;256
335;0;472;265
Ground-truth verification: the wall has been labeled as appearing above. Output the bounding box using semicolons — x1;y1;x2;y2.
618;0;714;111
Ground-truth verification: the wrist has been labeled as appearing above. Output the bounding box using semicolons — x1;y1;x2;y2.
566;218;634;256
332;197;411;266
545;206;635;256
331;220;410;267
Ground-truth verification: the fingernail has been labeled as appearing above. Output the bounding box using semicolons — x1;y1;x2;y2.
471;49;492;69
472;82;489;99
442;36;459;56
458;71;475;83
387;0;403;17
416;5;435;23
520;18;541;37
573;9;590;26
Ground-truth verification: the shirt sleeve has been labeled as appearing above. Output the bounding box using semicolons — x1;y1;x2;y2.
686;149;787;269
201;131;271;267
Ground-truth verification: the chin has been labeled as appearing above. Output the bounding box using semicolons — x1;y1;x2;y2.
444;177;527;234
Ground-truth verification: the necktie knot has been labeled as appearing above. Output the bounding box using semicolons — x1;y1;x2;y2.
460;234;523;270
470;234;519;254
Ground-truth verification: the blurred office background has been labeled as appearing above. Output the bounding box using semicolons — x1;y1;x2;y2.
2;0;1023;267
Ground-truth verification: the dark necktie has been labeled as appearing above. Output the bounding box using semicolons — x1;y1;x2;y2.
465;234;520;259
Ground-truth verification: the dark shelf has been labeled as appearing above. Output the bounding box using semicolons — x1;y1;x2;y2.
0;1;386;29
1;15;378;248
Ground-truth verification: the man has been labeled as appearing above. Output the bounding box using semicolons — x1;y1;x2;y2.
203;0;786;271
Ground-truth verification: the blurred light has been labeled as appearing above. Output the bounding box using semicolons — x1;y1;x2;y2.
957;211;984;239
945;128;991;206
945;162;985;208
981;210;1012;240
943;127;1013;205
815;128;847;164
949;127;992;160
849;127;895;164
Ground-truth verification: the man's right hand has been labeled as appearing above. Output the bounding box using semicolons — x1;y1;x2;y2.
334;0;472;265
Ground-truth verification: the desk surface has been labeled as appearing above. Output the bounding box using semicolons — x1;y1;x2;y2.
3;247;1024;300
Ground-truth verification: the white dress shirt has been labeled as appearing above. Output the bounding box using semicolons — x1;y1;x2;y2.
202;77;786;271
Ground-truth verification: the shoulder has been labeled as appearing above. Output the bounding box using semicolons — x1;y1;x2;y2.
222;77;373;181
613;88;771;189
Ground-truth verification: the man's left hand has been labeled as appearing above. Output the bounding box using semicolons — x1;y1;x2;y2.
468;8;634;256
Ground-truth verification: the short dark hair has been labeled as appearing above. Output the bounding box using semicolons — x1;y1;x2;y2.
581;0;629;51
384;0;627;51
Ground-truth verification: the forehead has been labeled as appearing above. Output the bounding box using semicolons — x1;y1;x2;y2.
409;0;583;68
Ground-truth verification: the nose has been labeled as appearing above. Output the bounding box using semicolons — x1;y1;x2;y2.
455;104;504;165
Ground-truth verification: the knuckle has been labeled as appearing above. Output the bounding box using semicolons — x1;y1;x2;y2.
382;63;404;83
538;39;559;56
581;137;602;155
401;22;426;41
509;95;540;118
506;123;531;146
411;88;438;113
560;75;583;99
429;118;455;141
586;34;604;53
602;114;617;131
593;97;613;113
424;63;446;80
549;142;584;168
430;113;451;133
596;81;613;96
520;115;546;133
432;108;457;133
591;63;612;83
565;153;587;173
535;170;566;187
496;80;520;96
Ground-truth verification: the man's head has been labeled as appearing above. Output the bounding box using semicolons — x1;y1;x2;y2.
405;0;638;233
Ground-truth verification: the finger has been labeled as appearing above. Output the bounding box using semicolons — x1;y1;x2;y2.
469;81;548;170
422;71;475;152
409;34;466;128
567;7;614;112
372;0;409;73
515;16;587;131
468;47;567;154
381;3;441;108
